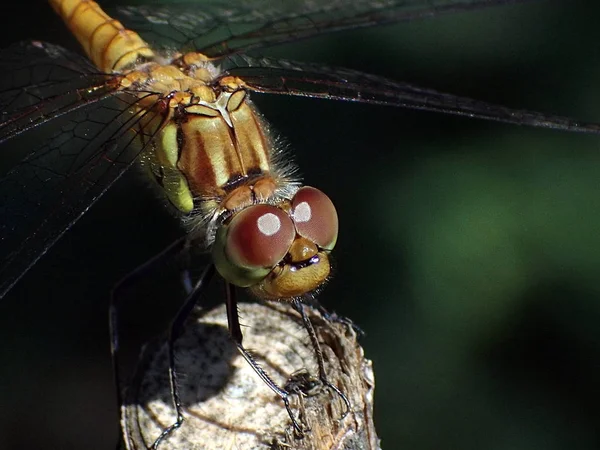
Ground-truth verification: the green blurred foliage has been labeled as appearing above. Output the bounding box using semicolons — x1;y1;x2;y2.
0;1;599;449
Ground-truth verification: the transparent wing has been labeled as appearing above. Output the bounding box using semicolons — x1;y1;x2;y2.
0;42;164;298
0;41;113;143
114;0;531;57
216;54;600;135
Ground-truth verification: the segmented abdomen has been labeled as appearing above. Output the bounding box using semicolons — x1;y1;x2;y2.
48;0;154;72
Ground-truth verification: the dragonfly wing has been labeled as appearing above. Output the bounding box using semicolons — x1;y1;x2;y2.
0;42;164;298
216;55;600;135
0;41;116;144
113;0;531;57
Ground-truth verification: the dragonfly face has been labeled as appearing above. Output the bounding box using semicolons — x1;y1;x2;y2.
213;186;338;298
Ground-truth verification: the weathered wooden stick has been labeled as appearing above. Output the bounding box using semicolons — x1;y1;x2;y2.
120;302;379;449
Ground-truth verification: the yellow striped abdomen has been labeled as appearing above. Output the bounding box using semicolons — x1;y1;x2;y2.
48;0;154;72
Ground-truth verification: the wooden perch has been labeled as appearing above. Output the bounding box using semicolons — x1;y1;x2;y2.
120;302;380;449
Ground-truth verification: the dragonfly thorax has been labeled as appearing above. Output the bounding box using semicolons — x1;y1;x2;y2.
119;52;223;102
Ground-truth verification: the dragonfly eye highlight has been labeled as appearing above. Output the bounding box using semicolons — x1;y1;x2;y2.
292;187;338;251
213;205;295;287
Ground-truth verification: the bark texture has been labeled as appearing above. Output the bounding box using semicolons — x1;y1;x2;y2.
120;302;380;449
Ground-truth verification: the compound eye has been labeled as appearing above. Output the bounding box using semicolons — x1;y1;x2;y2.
226;204;295;270
291;187;338;250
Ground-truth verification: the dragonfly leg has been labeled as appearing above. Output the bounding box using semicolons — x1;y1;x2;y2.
306;300;365;337
150;264;217;450
292;298;351;420
224;284;306;436
109;236;190;446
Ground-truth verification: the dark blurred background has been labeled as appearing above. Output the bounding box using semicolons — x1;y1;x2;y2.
1;0;600;449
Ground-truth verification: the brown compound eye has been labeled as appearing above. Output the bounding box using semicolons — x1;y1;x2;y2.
213;204;295;287
291;186;338;251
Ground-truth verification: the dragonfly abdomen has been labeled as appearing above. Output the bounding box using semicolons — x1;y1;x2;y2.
49;0;154;72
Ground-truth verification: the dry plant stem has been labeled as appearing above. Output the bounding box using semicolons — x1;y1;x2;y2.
120;302;380;450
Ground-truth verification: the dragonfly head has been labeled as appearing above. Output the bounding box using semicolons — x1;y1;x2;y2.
212;186;338;300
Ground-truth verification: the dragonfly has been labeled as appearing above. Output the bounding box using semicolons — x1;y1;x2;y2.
2;0;600;447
